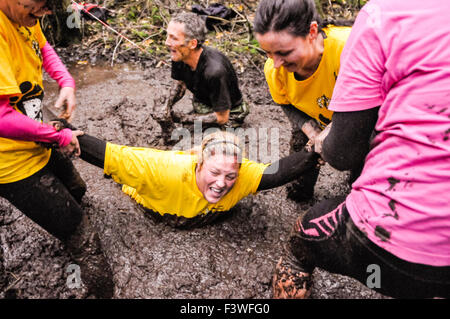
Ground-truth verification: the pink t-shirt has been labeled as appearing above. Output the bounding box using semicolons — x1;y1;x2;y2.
329;0;450;266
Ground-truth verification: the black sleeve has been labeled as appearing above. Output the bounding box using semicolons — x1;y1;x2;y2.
322;107;379;171
77;134;107;169
257;150;319;191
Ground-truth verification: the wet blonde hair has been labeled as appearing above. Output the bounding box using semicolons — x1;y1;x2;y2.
193;130;245;167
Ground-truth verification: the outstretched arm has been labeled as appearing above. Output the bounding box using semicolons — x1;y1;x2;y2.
257;150;319;191
49;118;106;168
0;97;72;147
77;134;107;169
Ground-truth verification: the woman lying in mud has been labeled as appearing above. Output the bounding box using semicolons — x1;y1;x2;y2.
57;122;319;228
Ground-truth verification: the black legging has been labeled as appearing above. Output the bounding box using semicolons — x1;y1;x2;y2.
283;196;450;298
0;150;86;241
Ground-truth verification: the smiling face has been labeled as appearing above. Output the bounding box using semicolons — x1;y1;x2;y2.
255;23;322;77
195;153;240;204
4;0;51;27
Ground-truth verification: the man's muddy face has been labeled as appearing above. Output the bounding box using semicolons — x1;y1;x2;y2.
165;21;193;63
196;153;240;204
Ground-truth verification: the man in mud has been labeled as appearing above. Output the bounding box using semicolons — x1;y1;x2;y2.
162;11;249;130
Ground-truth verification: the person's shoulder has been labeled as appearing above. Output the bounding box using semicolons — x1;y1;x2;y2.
264;57;276;74
264;57;288;81
239;158;269;175
202;46;233;69
200;47;232;78
203;46;228;59
0;10;14;35
324;25;352;46
0;10;9;26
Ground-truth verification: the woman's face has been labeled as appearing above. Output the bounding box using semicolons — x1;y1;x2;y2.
256;24;321;76
196;153;240;204
7;0;50;27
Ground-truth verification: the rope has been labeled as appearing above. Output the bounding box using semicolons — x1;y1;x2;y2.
70;0;147;53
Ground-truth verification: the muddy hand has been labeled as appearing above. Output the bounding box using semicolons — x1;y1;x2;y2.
55;87;76;122
313;122;332;155
48;117;77;131
60;130;84;157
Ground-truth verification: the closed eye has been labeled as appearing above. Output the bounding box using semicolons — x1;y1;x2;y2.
276;50;292;57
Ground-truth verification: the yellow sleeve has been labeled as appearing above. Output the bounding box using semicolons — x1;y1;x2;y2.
236;159;270;196
264;58;290;105
0;30;20;96
104;143;161;195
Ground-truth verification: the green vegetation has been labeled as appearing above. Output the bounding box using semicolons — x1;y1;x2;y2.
43;0;364;69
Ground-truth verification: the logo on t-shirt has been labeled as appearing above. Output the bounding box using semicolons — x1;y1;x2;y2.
317;94;330;109
9;81;44;122
17;26;43;61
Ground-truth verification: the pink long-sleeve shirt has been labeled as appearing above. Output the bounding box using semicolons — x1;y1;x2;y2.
0;42;74;147
329;0;450;266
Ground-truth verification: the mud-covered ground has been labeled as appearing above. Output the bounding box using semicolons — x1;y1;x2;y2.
0;62;387;299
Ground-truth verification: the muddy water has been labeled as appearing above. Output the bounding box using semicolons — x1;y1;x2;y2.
0;63;386;299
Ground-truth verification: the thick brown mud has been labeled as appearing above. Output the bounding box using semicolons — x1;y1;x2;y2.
0;63;386;299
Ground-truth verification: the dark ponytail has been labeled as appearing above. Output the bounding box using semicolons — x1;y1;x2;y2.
254;0;353;37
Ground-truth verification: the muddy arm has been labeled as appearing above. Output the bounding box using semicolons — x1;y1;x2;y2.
48;118;107;168
257;150;319;191
165;80;186;117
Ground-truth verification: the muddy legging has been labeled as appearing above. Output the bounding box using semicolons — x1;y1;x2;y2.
279;196;450;298
0;149;86;242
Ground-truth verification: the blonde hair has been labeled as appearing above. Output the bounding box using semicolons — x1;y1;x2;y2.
194;130;244;166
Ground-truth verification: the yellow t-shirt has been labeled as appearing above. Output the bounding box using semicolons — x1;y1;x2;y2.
264;26;351;126
0;10;50;183
104;143;269;219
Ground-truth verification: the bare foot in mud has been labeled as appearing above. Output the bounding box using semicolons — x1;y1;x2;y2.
272;257;311;299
